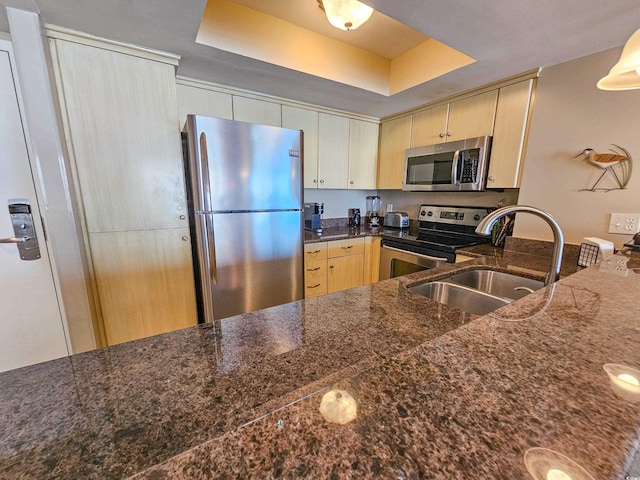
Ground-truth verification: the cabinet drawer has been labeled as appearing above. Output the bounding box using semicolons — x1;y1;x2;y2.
305;259;327;278
305;277;327;297
304;242;327;260
327;237;364;257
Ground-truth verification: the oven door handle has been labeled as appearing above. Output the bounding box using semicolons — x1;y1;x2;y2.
381;245;449;263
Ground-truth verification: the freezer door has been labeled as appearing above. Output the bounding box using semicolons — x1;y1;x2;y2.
191;116;302;212
207;210;303;320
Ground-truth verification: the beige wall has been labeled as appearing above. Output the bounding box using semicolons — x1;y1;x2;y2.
515;46;640;249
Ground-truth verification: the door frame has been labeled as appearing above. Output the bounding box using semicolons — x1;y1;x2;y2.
2;10;99;353
0;34;71;341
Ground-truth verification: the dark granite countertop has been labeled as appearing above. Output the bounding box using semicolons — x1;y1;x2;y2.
2;243;640;479
304;225;383;243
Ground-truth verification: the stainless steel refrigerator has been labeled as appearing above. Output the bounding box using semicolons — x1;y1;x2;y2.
183;115;304;323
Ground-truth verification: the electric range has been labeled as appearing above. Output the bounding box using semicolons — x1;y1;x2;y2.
379;205;493;280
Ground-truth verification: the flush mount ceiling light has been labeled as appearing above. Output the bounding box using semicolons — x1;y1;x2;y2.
317;0;374;31
597;27;640;90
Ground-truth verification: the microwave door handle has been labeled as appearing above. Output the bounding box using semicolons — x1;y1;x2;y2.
451;150;461;185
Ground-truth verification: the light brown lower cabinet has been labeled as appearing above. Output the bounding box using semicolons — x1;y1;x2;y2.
328;253;364;293
304;236;380;298
89;228;197;345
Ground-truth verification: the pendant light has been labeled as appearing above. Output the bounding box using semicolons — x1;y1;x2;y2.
597;27;640;90
318;0;374;31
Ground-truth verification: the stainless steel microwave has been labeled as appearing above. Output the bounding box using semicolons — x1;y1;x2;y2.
403;136;492;192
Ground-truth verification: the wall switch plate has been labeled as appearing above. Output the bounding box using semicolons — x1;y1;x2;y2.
608;213;640;234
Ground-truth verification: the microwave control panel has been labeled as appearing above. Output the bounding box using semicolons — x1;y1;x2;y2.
460;150;480;183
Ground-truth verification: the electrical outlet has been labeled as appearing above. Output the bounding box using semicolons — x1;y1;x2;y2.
608;213;640;234
386;203;393;212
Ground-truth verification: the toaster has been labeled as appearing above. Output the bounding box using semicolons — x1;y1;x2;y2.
383;212;410;228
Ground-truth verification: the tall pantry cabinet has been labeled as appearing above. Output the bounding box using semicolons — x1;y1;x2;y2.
48;28;197;346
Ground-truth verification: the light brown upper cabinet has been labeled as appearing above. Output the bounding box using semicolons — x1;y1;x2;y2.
176;81;233;128
410;90;498;147
51;38;188;233
486;79;535;188
282;105;319;189
317;112;350;189
232;96;282;127
348;119;378;190
377;116;411;190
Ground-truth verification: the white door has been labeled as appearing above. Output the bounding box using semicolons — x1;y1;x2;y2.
0;45;69;372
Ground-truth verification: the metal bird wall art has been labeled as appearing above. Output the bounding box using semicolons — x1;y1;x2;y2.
574;144;632;191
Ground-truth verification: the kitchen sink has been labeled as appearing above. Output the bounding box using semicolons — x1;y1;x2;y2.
446;269;544;301
407;268;545;316
408;281;510;316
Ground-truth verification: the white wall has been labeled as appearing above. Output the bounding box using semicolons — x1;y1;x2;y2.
304;189;376;219
515;46;640;249
379;190;519;218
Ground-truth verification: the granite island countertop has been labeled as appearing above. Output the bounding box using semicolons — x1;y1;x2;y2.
2;247;640;479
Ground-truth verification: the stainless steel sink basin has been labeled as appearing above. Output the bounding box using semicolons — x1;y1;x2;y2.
446;269;544;301
408;281;510;316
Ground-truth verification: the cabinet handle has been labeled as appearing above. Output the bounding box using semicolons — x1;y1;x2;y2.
179;214;186;220
307;267;321;272
320;179;324;184
329;264;334;268
446;131;452;137
307;249;321;254
313;179;318;183
307;284;321;289
182;236;189;241
349;180;354;185
341;245;353;250
488;176;495;182
439;133;445;138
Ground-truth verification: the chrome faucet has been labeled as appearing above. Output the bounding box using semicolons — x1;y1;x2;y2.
475;205;564;286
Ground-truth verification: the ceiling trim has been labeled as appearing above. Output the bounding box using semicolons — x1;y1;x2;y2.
46;24;181;66
381;68;541;122
176;75;381;122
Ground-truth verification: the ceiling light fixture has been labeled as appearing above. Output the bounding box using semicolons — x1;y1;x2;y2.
317;0;374;31
597;27;640;90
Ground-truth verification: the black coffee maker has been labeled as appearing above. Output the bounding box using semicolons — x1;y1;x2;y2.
304;202;323;233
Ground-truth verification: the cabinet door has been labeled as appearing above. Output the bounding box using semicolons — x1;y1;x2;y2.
89;228;197;345
53;40;187;233
328;254;364;293
348;119;379;189
318;113;349;189
487;80;534;188
233;96;281;126
282;106;319;189
377;116;411;189
410;104;448;146
446;90;498;142
363;236;381;284
176;83;233;129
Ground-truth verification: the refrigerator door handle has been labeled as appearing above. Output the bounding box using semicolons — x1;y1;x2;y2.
202;213;217;285
199;131;212;212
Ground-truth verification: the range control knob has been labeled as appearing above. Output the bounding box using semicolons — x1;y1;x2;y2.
474;214;481;221
426;210;434;217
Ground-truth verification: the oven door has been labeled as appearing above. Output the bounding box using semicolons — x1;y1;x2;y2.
379;244;449;281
